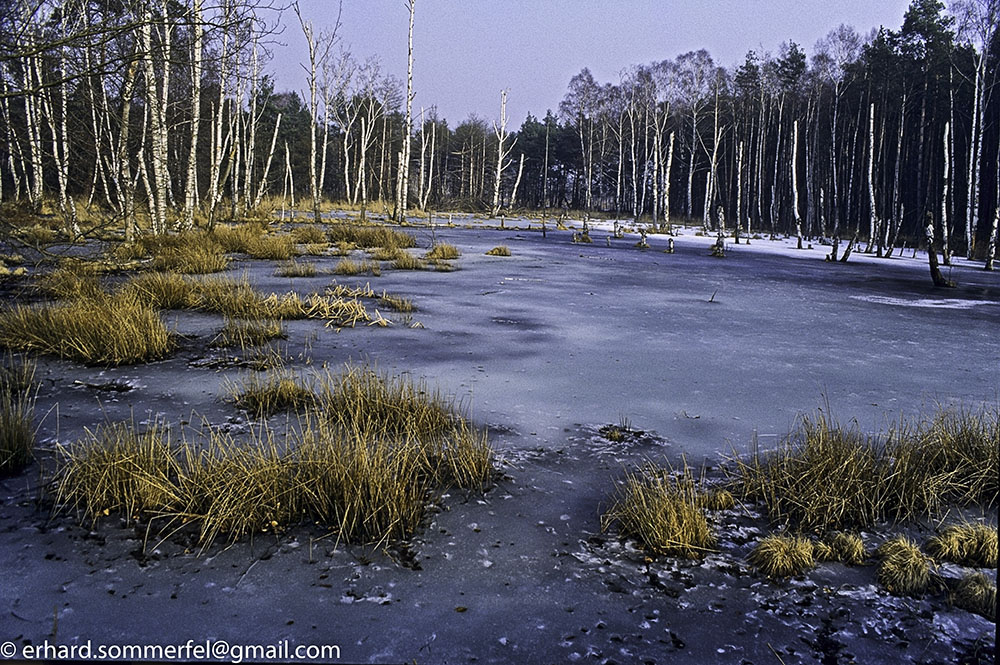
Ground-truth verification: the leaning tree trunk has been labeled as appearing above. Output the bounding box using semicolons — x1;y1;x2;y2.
252;113;282;211
925;212;955;287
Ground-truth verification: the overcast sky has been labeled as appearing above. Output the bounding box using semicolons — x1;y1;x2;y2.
270;1;912;127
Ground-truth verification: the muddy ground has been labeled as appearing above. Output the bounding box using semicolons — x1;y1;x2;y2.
1;216;997;664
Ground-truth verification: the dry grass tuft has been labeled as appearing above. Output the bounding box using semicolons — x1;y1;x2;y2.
244;233;296;260
748;534;815;578
150;242;229;274
876;536;931;596
275;260;318;278
121;272;197;309
327;282;376;299
36;261;103;300
485;246;511;256
821;532;868;565
729;406;999;532
333;258;381;276
425;243;460;260
378;292;415;313
210;224;265;254
369;246;405;261
121;273;369;327
392;252;426;271
291;225;327;245
699;488;736;511
0;292;173;365
602;462;716;559
888;406;999;512
316;364;456;438
731;413;882;532
50;365;495;549
327;224;415;249
952;572;996;621
228;368;316;417
926;523;998;568
0;355;36;476
212;318;286;349
179;431;298;546
429;259;457;272
53;421;182;523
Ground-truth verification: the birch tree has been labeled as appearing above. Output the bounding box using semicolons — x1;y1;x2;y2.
491;89;515;217
950;0;998;258
395;0;415;222
296;0;339;224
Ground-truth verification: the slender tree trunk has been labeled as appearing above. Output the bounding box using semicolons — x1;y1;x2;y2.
941;121;951;268
966;52;985;258
24;55;44;213
182;0;203;229
925;212;955;286
986;143;999;271
543;122;550;209
793;119;802;248
510;152;525;209
491;90;513;217
663;130;674;232
867;103;878;255
252;113;282;210
396;0;415;221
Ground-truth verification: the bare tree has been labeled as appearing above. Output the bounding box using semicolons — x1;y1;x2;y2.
950;0;998;258
295;0;340;224
398;0;415;221
490;89;515;217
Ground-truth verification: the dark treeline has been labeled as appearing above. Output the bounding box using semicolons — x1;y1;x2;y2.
1;0;997;264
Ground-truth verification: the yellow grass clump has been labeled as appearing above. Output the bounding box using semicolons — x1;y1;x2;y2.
819;532;868;565
729;406;999;532
212;317;287;349
327;224;416;249
391;252;426;271
876;536;931;596
52;421;182;523
333;259;381;276
0;292;173;365
952;573;996;621
275;260;319;278
602;462;716;559
926;523;998;568
425;243;461;260
485;246;511;256
748;535;815;578
50;366;496;549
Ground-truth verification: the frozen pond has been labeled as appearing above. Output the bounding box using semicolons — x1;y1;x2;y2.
264;218;998;459
23;218;1000;459
3;217;997;664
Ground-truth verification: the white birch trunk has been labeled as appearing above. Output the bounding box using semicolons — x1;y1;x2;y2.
397;0;415;221
867;103;877;252
510;152;525;210
182;0;203;229
663;131;674;231
491;89;513;217
252;113;282;210
792;119;802;248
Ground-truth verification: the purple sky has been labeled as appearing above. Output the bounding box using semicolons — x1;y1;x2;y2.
271;1;912;128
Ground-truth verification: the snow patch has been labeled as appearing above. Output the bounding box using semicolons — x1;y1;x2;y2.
850;295;993;309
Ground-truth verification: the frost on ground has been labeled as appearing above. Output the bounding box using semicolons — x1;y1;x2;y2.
1;217;997;664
